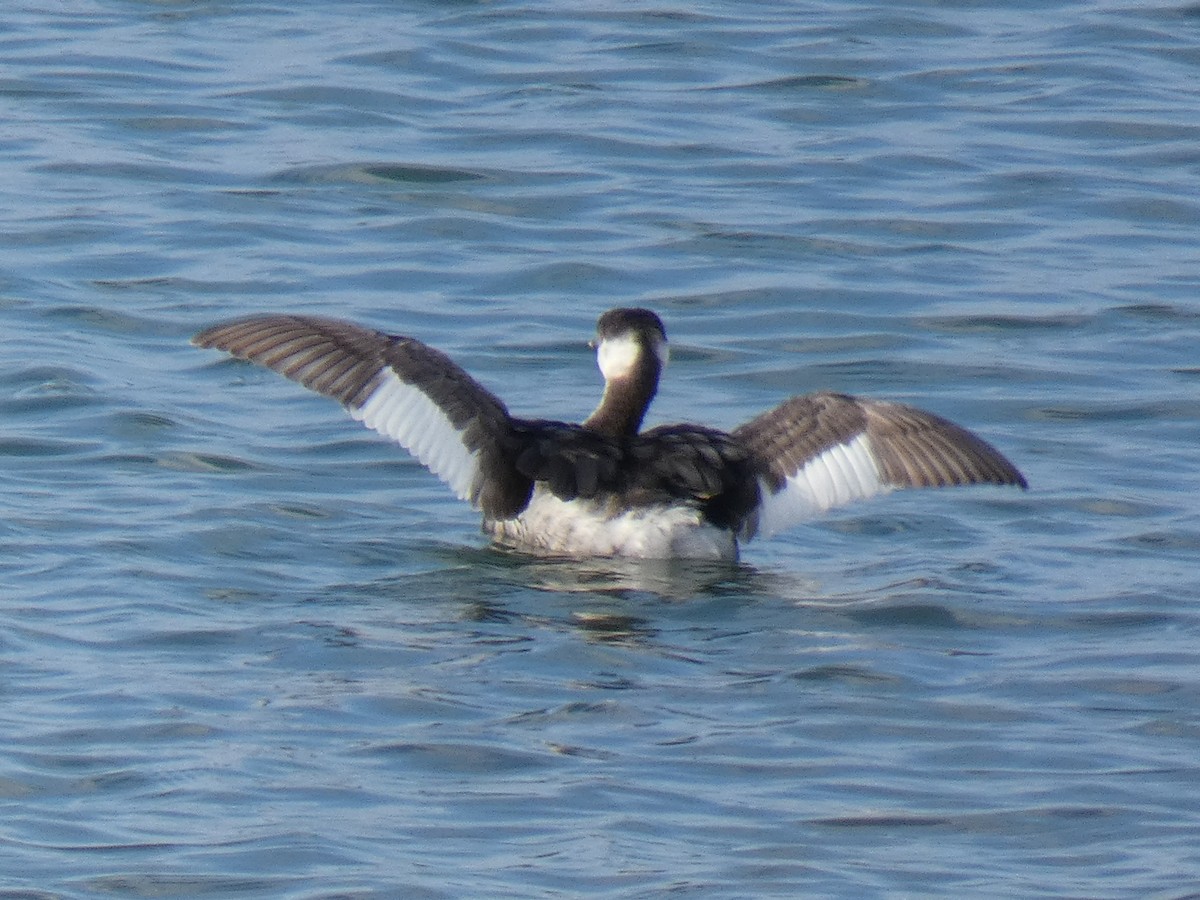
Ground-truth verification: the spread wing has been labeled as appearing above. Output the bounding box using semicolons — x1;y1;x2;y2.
193;314;532;518
733;391;1026;538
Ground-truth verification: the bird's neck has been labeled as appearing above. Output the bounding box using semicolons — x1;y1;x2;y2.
583;366;659;438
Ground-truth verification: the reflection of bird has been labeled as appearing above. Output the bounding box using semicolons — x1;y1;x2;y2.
194;308;1026;560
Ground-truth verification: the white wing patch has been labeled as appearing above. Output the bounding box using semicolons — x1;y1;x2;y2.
351;370;480;503
755;433;889;537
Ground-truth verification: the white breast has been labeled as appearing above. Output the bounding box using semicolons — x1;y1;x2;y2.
486;487;737;561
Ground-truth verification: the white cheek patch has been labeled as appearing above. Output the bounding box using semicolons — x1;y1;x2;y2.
596;334;641;381
351;370;480;503
755;432;889;537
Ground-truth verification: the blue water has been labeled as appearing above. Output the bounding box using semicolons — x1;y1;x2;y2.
3;1;1200;896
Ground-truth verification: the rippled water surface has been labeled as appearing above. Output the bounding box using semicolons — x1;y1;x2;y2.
3;2;1200;896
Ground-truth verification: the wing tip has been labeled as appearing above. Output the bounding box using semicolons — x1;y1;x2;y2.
994;460;1028;491
191;315;278;353
191;323;221;349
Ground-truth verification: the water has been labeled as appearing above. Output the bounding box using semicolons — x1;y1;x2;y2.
3;1;1199;896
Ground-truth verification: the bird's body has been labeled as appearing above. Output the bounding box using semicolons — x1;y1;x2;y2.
194;308;1025;561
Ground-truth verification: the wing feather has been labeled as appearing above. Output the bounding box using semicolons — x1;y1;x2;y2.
734;391;1026;537
193;314;532;518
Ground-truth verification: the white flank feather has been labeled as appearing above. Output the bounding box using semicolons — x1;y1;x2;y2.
351;370;480;502
755;432;890;537
488;487;736;561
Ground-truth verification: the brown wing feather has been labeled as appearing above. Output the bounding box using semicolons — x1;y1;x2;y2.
859;398;1027;489
194;315;393;407
734;391;1026;492
193;314;535;518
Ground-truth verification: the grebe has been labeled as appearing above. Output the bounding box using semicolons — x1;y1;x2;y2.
194;308;1025;560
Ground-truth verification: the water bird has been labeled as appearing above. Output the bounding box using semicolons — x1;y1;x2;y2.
194;308;1026;561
